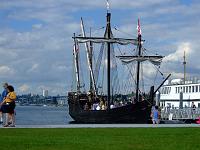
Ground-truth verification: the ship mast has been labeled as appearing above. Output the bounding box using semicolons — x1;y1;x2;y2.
89;27;93;91
135;19;142;101
73;33;81;92
106;12;111;110
105;0;111;109
183;51;186;84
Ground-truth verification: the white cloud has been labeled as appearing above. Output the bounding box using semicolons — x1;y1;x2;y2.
170;72;184;79
32;24;43;29
57;65;68;71
19;84;30;92
1;0;177;23
164;42;192;62
0;66;14;76
28;64;39;73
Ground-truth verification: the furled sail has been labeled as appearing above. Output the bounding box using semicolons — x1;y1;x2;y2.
116;55;163;66
80;18;97;95
73;37;144;45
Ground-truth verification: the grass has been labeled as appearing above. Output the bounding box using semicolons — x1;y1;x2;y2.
0;128;199;150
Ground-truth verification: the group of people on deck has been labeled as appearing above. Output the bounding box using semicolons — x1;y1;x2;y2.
0;83;16;127
84;99;107;111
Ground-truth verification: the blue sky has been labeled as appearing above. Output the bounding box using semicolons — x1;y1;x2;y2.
0;0;200;95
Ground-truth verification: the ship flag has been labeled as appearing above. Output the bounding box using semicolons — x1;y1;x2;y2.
137;18;142;36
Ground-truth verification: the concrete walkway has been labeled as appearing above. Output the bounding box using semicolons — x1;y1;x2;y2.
1;124;200;128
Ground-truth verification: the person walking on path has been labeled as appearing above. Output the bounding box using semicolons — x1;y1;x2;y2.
0;83;8;124
0;85;16;127
151;105;161;124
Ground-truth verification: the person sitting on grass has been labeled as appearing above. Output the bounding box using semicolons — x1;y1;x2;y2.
0;85;16;127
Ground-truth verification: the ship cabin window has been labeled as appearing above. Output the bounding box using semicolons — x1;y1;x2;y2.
168;87;171;94
189;86;191;93
162;87;171;94
164;87;166;94
192;86;195;93
199;85;200;92
175;87;177;93
186;86;188;93
198;103;200;108
183;86;185;93
178;87;180;93
196;85;198;92
162;87;166;94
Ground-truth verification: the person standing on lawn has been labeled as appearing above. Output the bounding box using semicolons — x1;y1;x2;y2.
0;83;8;124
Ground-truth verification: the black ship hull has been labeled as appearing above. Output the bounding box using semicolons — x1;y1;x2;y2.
68;92;152;123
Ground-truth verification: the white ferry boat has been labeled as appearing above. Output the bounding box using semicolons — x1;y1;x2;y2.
160;77;200;108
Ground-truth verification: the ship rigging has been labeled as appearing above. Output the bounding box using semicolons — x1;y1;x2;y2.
68;2;170;123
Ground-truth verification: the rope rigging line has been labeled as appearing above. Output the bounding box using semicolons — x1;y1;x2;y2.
78;45;86;92
141;62;145;93
143;49;164;77
99;46;107;95
117;45;131;92
94;43;105;83
71;53;76;91
110;44;121;95
143;47;162;57
116;44;137;86
153;66;159;86
113;26;137;39
140;48;164;91
78;26;105;38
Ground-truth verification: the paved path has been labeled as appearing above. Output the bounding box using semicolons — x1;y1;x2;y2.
1;124;200;128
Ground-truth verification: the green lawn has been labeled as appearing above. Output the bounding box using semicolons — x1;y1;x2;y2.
0;128;199;150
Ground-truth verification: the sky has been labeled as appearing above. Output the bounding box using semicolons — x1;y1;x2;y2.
0;0;200;95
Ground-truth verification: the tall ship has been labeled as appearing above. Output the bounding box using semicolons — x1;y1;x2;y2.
160;52;200;108
68;3;170;123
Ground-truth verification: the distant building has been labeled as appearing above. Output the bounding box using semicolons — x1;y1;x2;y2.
42;90;48;97
56;96;67;106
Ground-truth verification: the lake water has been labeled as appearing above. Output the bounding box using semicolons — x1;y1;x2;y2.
14;106;73;125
